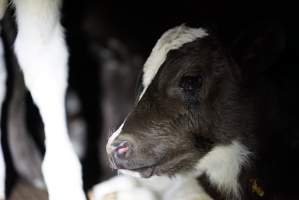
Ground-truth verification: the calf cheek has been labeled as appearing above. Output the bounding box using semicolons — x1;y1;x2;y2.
133;131;181;164
124;109;195;163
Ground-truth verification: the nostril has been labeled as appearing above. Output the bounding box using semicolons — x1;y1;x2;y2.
117;145;129;154
112;141;130;159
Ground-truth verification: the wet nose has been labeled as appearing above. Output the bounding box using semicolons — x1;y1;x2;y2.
111;140;131;160
107;134;136;169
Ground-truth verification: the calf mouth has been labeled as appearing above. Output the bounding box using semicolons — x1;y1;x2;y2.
116;156;193;178
115;164;157;178
109;156;158;178
130;165;156;178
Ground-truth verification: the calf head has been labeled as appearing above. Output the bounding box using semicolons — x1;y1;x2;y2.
106;24;285;197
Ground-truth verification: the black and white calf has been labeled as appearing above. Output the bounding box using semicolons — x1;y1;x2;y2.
0;0;85;199
102;24;299;200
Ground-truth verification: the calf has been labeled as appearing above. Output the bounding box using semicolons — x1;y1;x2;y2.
106;24;299;200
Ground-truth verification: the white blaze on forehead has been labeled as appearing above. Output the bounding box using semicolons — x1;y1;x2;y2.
140;25;208;99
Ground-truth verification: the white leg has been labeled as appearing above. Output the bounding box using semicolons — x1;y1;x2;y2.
13;0;86;199
0;20;7;200
89;175;157;200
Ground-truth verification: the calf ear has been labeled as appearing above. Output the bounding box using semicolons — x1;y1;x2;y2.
231;21;286;75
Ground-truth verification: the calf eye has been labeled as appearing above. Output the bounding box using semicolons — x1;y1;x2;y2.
179;75;202;92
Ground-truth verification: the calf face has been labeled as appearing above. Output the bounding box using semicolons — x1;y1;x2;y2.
106;25;253;178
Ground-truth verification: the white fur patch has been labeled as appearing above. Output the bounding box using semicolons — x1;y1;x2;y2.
118;169;143;178
163;175;212;200
13;0;85;199
196;140;251;199
0;25;7;200
107;122;125;154
115;189;156;200
89;175;139;199
140;25;208;99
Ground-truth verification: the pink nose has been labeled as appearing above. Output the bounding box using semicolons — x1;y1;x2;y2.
112;140;130;159
117;145;129;155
